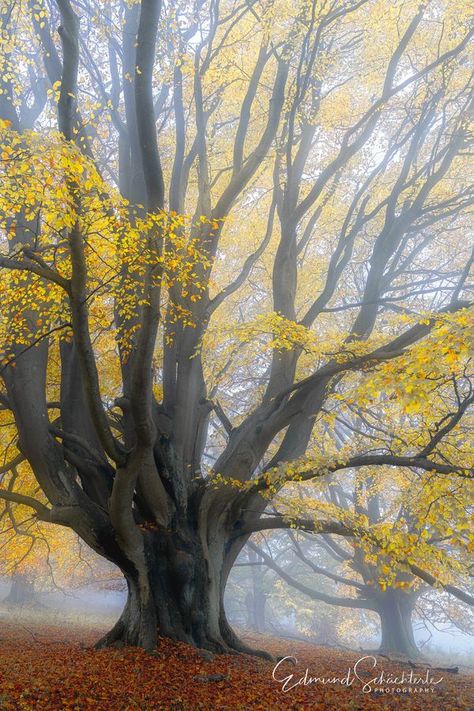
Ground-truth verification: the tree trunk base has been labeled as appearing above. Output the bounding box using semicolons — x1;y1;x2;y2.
94;521;273;658
95;591;273;660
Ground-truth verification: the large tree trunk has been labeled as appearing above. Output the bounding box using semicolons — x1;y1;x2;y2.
95;484;248;654
96;530;225;651
377;590;419;658
94;484;274;658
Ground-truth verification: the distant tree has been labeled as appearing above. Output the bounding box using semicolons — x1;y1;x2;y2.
248;533;422;657
3;573;39;607
244;460;473;657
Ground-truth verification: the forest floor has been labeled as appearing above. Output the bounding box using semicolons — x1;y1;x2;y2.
0;612;472;710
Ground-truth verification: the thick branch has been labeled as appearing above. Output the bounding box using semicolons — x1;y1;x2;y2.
0;489;51;520
0;255;70;292
247;541;373;609
55;0;123;464
241;515;474;607
135;0;164;211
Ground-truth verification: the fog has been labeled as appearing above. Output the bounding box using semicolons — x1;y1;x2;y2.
1;567;472;667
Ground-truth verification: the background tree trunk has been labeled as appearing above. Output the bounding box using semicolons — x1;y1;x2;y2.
4;574;42;608
377;590;419;658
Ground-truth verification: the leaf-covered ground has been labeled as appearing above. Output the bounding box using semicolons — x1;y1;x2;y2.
0;619;472;710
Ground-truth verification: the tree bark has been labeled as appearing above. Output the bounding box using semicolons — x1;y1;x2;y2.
376;590;419;658
94;494;243;653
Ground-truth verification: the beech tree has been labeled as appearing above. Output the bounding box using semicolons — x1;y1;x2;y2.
0;0;472;653
238;444;473;658
247;529;426;659
249;443;474;649
245;528;474;657
242;532;420;656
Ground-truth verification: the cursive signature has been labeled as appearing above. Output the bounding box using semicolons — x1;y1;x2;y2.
272;655;444;694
